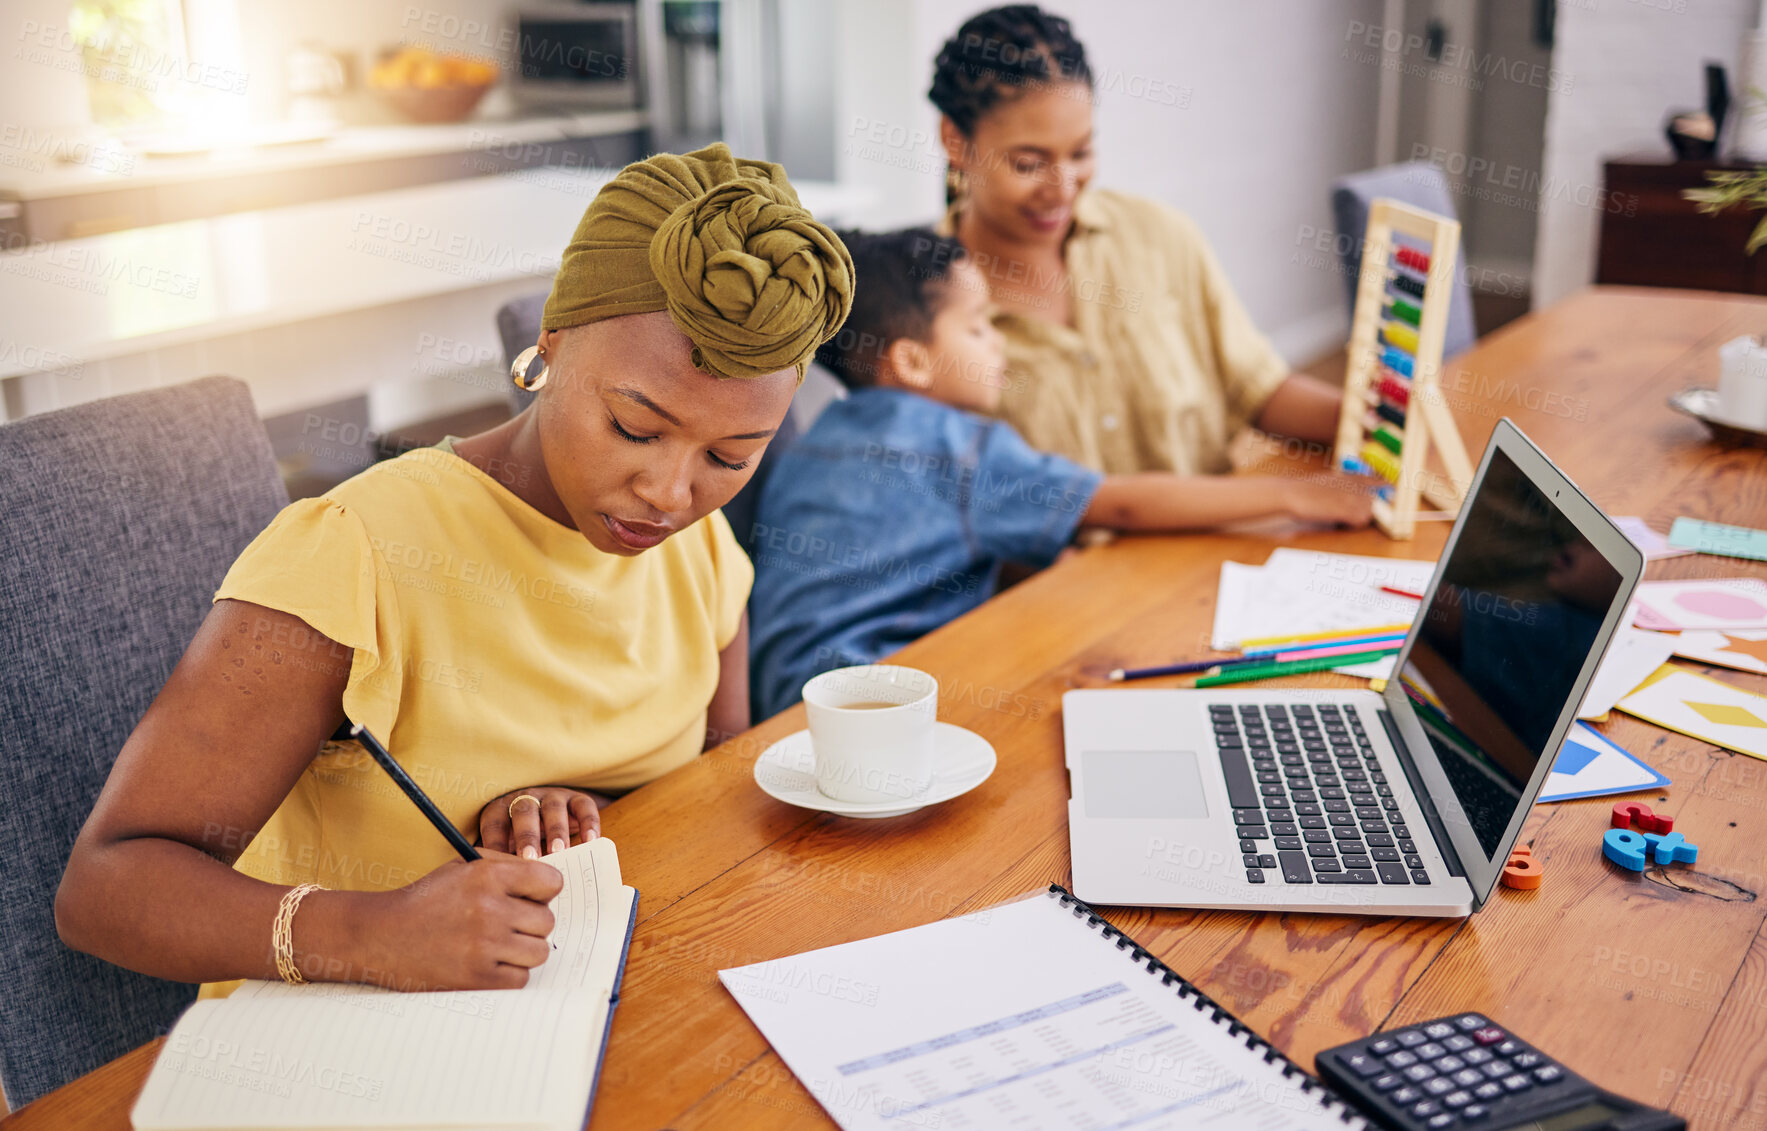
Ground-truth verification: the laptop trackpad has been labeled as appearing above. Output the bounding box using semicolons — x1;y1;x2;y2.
1082;750;1210;820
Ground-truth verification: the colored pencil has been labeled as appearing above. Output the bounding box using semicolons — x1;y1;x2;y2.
1236;623;1412;649
1380;585;1425;600
351;722;481;861
1109;656;1262;682
1193;649;1397;688
1269;641;1402;664
1243;632;1407;658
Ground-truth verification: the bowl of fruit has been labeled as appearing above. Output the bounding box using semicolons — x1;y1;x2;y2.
370;47;499;123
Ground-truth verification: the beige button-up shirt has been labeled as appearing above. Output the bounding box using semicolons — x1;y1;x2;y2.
943;189;1291;476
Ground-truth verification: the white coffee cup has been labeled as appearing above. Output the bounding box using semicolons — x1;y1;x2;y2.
1717;335;1767;429
802;665;938;804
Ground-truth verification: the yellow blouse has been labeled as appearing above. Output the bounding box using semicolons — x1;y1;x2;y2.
214;445;751;895
944;189;1291;476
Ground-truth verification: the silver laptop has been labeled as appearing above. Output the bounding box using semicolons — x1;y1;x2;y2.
1063;420;1644;916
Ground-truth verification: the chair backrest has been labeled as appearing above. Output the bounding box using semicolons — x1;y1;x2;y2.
0;376;290;1105
491;293;843;560
1330;162;1478;357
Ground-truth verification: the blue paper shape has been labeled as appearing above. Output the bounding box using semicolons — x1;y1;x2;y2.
1553;739;1601;777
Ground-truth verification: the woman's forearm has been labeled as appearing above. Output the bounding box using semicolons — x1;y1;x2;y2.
56;834;382;985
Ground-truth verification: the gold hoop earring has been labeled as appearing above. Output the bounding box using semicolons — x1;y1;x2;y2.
511;345;549;391
944;165;968;206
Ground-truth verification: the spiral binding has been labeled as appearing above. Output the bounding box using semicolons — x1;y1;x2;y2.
1047;884;1368;1126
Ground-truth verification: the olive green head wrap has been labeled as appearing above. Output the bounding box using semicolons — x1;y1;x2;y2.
541;143;854;381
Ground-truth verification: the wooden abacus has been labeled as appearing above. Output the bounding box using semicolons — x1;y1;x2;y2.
1333;199;1475;540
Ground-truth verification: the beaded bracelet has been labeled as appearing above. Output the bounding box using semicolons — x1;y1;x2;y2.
273;883;325;984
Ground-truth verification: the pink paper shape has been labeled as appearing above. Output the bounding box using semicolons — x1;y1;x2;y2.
1674;590;1767;620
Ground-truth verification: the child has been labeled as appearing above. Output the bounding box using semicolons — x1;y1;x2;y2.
747;229;1375;718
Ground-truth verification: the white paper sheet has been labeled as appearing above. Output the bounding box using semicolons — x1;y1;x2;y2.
1577;627;1680;719
721;893;1364;1131
1208;551;1434;651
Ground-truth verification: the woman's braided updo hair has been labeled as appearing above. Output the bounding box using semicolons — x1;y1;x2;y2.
928;5;1092;137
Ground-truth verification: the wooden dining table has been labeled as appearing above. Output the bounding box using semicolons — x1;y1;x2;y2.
9;284;1767;1131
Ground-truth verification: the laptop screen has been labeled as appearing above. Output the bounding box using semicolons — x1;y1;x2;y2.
1396;447;1624;859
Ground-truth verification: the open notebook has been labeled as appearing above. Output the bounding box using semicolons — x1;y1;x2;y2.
132;838;637;1131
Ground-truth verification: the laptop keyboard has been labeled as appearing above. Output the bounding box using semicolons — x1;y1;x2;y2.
1212;702;1432;887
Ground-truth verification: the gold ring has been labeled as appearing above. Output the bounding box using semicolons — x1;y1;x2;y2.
507;793;543;821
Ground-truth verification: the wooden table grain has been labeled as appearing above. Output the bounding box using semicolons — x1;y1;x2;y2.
8;286;1767;1131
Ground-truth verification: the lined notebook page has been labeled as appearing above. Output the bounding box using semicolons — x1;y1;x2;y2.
131;989;602;1130
525;836;631;994
721;891;1363;1131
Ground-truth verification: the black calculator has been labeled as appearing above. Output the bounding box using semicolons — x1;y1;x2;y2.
1316;1013;1685;1130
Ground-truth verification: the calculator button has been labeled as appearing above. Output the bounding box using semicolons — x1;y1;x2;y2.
1501;1074;1532;1093
1462;1104;1490;1121
1411;1100;1441;1117
1386;1050;1419;1068
1338;1052;1383;1077
1369;1037;1399;1055
1450;1068;1482;1087
1416;1042;1446;1059
1481;1063;1510;1080
1454;1014;1487;1030
1427;1115;1455;1130
1437;1055;1466;1072
1472;1027;1506;1045
1534;1065;1565;1084
1371;1072;1403;1092
1474;1082;1504;1101
1423;1077;1455;1096
1403;1064;1439;1083
1423;1022;1455;1040
1391;1086;1422;1104
1462;1048;1493;1065
1396;1030;1428;1048
1511;1052;1542;1069
1443;1035;1474;1052
1443;1090;1474;1108
1494;1039;1522;1056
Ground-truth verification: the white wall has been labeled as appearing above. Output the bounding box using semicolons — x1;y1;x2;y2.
835;0;1385;366
1533;0;1754;307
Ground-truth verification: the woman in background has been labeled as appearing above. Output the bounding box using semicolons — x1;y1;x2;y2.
930;5;1373;524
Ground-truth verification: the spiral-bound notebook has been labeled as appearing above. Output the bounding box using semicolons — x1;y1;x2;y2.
720;885;1367;1129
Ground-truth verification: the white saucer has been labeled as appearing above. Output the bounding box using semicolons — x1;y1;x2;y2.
753;723;997;818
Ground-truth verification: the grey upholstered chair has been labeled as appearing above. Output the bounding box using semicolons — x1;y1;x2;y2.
1329;162;1478;358
491;293;843;560
0;376;289;1105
